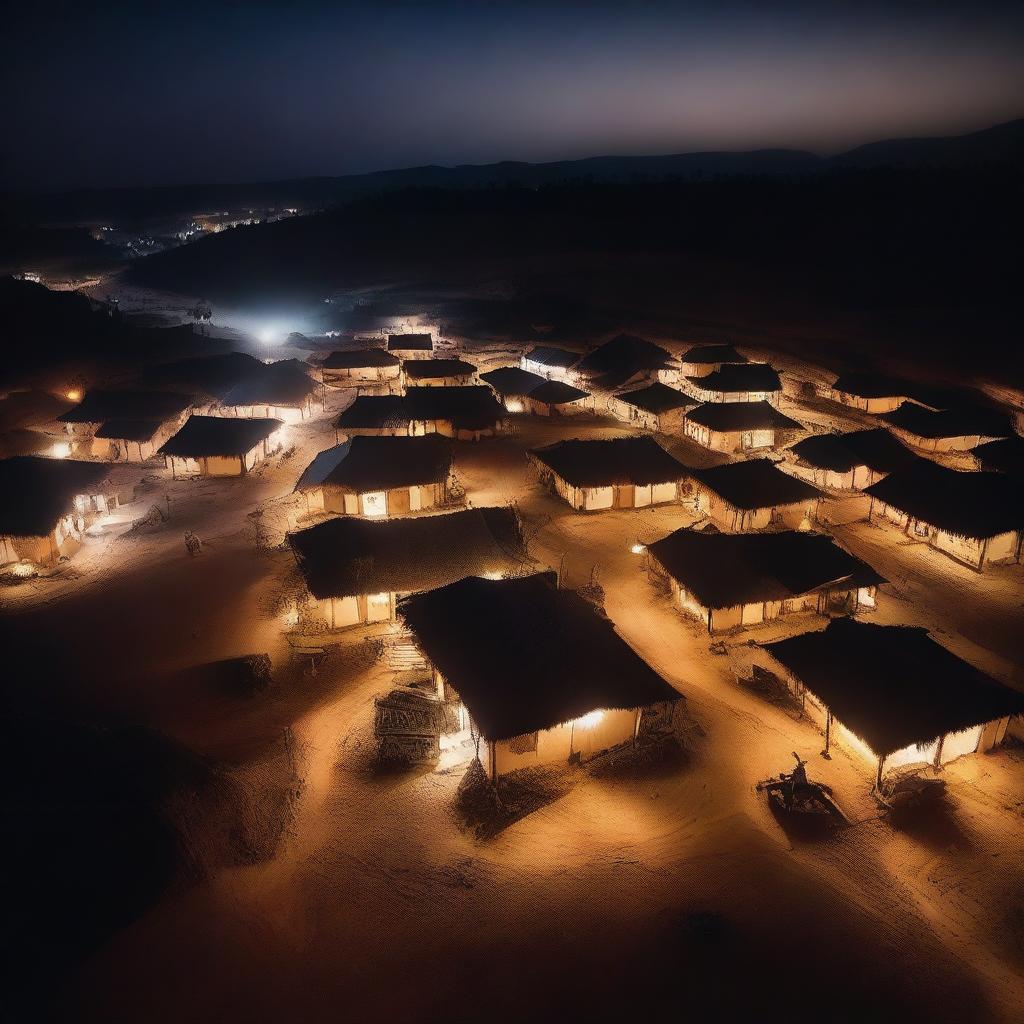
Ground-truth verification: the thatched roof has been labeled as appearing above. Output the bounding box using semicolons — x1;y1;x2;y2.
138;352;264;401
334;395;409;430
335;387;504;432
524;346;580;370
616;382;694;415
864;461;1024;539
647;528;884;609
94;418;164;442
398;573;681;741
831;372;909;399
789;428;918;474
690;459;822;510
530;436;689;488
0;456;111;537
480;366;547;397
528;380;590;405
880;401;1011;441
321;348;399;370
387;333;433;352
220;359;318;408
159;415;282;458
763;618;1024;756
288;506;526;599
681;344;748;365
403;358;477;380
294;435;452;493
58;389;193;424
685;400;800;432
686;363;781;394
973;436;1024;476
576;334;674;376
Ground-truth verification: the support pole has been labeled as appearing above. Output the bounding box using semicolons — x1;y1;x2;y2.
933;734;945;772
821;711;832;759
874;755;886;792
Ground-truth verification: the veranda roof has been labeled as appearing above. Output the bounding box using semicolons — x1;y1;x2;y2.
616;383;694;415
789;428;918;474
95;418;164;442
159;415;282;458
294;435;452;493
480;366;547;397
690;459;822;510
523;346;580;370
686;363;781;394
528;380;591;405
685;401;800;432
530;436;689;488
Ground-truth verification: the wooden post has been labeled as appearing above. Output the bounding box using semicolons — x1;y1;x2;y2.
933;734;945;771
874;755;886;792
821;711;832;759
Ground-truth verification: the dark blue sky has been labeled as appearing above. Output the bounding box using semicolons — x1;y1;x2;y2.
4;1;1023;191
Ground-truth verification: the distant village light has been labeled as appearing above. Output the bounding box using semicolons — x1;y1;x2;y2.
66;389;82;402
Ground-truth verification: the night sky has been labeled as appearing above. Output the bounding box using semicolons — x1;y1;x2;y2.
5;0;1024;192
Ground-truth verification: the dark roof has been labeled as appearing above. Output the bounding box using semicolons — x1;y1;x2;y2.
576;334;674;376
764;619;1024;756
685;401;800;432
321;349;399;370
648;529;884;609
686;363;781;394
681;344;748;365
830;372;909;399
335;388;504;432
691;459;822;510
528;380;590;405
58;389;193;424
0;456;111;537
220;359;318;408
864;461;1024;539
616;383;694;415
403;358;477;379
480;366;547;396
531;436;688;488
288;506;526;599
158;415;282;457
398;573;681;741
94;418;163;442
789;428;918;474
387;333;433;351
973;436;1024;476
524;346;580;370
139;352;264;400
294;435;452;493
880;401;1011;441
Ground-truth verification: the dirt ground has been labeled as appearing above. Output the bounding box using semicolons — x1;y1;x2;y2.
4;342;1024;1024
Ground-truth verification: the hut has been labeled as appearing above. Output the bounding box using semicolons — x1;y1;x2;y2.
529;436;688;511
91;418;178;462
864;461;1024;570
689;459;823;531
647;528;884;633
320;349;401;387
287;506;526;629
398;572;682;780
58;389;193;450
294;435;453;517
879;402;1010;453
139;352;265;406
575;334;678;391
523;380;592;417
218;359;322;422
684;363;782;405
521;346;580;381
402;358;477;388
0;456;114;565
683;401;802;453
972;435;1024;476
787;428;918;490
827;373;910;414
678;343;748;378
335;387;504;441
387;333;434;359
762;619;1024;787
610;383;694;433
479;366;548;412
159;415;284;478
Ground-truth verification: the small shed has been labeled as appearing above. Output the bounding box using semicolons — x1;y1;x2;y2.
827;373;910;414
575;334;678;391
159;415;284;478
218;359;322;422
689;459;823;531
864;461;1024;570
524;379;592;417
879;402;1010;453
678;343;748;378
611;383;694;433
92;418;175;462
762;619;1024;786
294;435;453;517
683;401;802;453
479;366;548;412
684;363;782;405
529;436;688;511
287;505;526;628
402;358;477;388
58;389;193;448
321;349;401;386
647;528;884;632
398;573;682;780
387;333;434;359
520;346;580;381
787;428;918;490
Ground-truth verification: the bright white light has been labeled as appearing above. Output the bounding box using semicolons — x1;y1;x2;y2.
575;710;605;730
260;329;275;344
368;592;390;606
630;543;645;554
505;400;523;413
65;389;82;402
51;442;71;459
11;561;35;578
482;571;503;580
